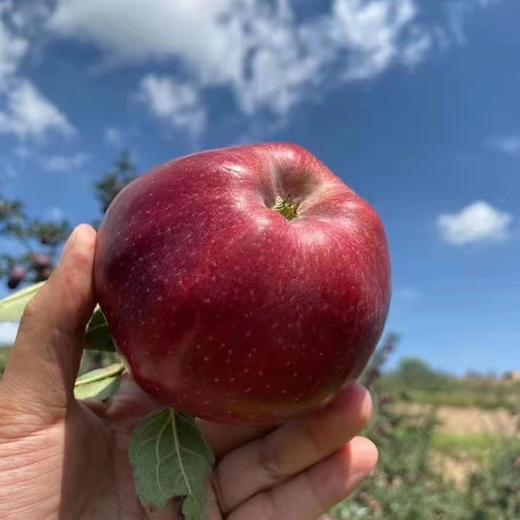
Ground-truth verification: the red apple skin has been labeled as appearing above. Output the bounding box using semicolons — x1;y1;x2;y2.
94;143;391;425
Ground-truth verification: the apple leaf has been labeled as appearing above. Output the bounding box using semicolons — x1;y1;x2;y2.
74;362;124;400
0;282;45;323
129;409;215;519
85;307;116;352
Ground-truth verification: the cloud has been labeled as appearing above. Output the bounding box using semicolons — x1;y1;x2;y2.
5;164;17;178
46;0;501;133
437;201;513;246
137;75;206;136
488;135;520;156
445;0;502;45
44;206;65;221
0;1;27;84
104;126;123;147
0;3;74;142
42;152;88;172
14;144;30;157
48;0;432;125
0;79;74;139
0;322;17;346
48;0;233;67
395;287;420;302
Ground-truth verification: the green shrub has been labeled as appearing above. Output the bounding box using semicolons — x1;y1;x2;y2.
330;336;520;520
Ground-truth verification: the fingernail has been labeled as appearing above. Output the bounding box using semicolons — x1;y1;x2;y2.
352;437;378;474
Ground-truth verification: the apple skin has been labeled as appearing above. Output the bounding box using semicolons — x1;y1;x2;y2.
94;143;391;425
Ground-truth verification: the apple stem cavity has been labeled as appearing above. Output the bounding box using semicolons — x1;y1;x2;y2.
272;195;300;221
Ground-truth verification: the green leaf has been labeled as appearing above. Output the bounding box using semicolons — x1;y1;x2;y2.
0;282;45;322
74;362;124;400
85;307;116;352
129;409;215;518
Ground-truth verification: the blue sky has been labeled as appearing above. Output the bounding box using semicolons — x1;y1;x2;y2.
0;0;519;375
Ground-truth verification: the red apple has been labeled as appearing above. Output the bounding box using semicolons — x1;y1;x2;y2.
94;143;391;425
7;265;26;290
31;253;51;271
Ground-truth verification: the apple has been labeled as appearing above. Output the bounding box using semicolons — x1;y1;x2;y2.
7;265;26;290
94;143;391;425
31;253;51;271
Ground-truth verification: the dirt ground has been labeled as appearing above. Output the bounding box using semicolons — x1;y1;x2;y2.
395;403;519;487
396;402;519;436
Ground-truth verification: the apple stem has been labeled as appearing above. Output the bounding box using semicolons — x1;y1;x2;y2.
272;195;300;220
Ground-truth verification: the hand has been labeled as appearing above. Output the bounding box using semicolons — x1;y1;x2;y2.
0;225;377;520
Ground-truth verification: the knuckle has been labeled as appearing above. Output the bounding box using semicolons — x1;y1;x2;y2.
304;417;328;454
212;465;229;513
258;440;289;484
19;297;41;327
305;470;329;512
259;490;278;520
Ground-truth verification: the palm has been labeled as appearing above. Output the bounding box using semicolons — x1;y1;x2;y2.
59;375;269;520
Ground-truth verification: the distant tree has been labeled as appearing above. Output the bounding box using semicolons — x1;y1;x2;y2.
390;357;447;390
0;188;71;290
94;150;137;214
466;369;484;380
0;151;137;290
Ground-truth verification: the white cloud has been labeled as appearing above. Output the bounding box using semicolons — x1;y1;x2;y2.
14;144;30;157
44;206;65;221
104;126;123;147
0;79;74;139
0;3;74;142
45;0;501;133
444;0;503;46
0;321;17;346
42;152;88;172
437;201;513;246
395;287;420;302
138;75;206;136
47;0;432;126
488;135;520;156
5;163;17;178
330;0;423;79
0;1;27;84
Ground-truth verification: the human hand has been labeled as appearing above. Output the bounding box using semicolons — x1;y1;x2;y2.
0;224;377;520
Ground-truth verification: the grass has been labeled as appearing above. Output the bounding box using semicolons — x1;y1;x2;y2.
382;374;520;412
400;389;518;412
431;433;504;462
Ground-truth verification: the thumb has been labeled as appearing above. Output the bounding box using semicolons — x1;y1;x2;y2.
1;224;97;419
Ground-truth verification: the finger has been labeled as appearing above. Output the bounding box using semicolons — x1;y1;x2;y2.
1;225;97;418
198;420;273;460
204;485;224;520
216;383;371;513
228;436;378;520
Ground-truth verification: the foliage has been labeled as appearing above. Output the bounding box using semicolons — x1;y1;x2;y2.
380;357;520;412
0;151;137;291
384;357;450;391
330;336;520;520
0;188;70;288
94;150;137;214
129;409;215;519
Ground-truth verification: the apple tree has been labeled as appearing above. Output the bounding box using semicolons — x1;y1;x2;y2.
0;151;137;291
